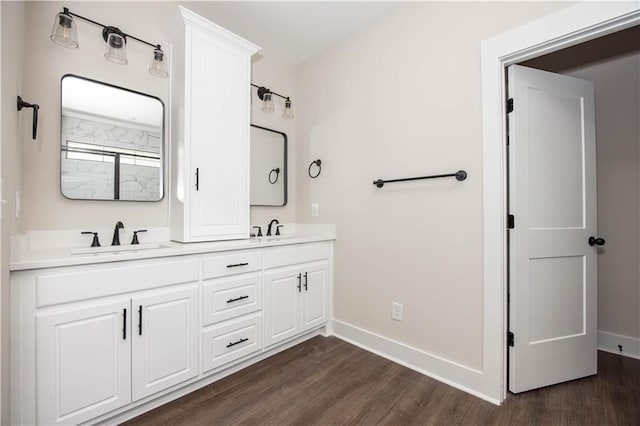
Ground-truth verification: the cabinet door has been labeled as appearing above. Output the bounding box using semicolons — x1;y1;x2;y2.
188;26;250;241
301;261;329;331
131;285;199;401
36;299;131;425
264;266;301;347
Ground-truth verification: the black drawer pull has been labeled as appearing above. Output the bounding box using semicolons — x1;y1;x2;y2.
227;337;249;348
138;305;143;336
227;295;249;303
304;272;308;291
122;308;127;340
226;262;249;268
297;273;302;292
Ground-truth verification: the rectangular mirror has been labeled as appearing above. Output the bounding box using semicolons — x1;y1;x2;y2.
250;124;287;206
60;74;164;201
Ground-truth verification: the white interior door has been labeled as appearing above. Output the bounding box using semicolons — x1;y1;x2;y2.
508;64;598;393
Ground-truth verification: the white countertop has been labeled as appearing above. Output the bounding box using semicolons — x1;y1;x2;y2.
10;225;335;271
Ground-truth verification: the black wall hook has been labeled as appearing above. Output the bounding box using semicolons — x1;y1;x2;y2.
17;96;40;140
308;159;322;178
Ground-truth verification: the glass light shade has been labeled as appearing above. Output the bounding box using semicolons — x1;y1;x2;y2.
149;48;168;78
104;32;128;65
282;99;295;119
261;92;275;113
50;12;79;48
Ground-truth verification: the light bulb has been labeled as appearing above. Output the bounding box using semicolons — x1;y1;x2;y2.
149;47;168;78
262;92;274;113
282;99;294;119
50;11;79;48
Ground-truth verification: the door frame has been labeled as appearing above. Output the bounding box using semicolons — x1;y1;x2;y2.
480;1;640;403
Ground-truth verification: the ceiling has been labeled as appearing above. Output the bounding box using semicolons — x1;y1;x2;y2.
181;1;397;65
522;25;640;72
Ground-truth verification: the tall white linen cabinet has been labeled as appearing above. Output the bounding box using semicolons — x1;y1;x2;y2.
167;7;260;242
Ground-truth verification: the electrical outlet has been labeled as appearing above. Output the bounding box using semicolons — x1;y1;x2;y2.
311;203;319;217
391;302;403;321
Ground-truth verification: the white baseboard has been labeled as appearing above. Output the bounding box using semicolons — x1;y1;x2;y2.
331;319;500;405
598;330;640;360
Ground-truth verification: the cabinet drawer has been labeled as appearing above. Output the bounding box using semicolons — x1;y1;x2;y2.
202;313;263;373
202;250;262;279
264;243;330;269
202;273;263;325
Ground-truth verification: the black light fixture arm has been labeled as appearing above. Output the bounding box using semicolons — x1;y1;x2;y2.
61;7;161;50
251;83;291;101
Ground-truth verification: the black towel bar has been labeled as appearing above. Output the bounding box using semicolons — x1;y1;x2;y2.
373;170;467;188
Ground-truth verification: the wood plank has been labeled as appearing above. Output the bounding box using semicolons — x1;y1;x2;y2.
123;336;640;425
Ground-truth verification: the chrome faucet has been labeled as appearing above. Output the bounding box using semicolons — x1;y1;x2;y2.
266;219;280;236
111;221;125;246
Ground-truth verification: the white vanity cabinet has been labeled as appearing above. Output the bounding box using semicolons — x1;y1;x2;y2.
263;244;329;348
167;7;260;243
12;257;200;425
201;250;264;373
36;285;198;425
11;238;333;425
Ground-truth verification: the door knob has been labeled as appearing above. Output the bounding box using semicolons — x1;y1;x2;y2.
588;236;605;246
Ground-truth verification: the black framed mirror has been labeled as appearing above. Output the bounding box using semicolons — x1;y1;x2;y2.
250;124;287;206
60;74;164;201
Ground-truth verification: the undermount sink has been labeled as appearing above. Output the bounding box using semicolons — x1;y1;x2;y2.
251;234;295;242
69;243;171;255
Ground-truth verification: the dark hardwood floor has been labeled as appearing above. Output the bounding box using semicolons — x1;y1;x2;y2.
123;336;640;425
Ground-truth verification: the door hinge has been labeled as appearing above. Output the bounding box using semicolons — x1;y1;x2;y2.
506;98;514;113
507;214;515;229
508;331;515;347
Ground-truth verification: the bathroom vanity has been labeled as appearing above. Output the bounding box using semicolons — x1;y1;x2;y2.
10;233;334;425
10;4;324;424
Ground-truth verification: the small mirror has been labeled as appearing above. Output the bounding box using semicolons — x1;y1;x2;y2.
60;75;164;201
250;125;287;206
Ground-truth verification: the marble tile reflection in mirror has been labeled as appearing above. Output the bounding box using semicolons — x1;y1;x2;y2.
60;75;164;201
250;125;287;206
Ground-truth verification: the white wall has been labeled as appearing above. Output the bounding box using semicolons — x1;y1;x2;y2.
249;51;297;227
1;2;26;422
295;1;572;370
22;1;170;231
566;54;640;342
20;1;295;232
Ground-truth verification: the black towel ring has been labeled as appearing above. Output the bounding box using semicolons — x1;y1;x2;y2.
269;168;280;184
308;159;322;178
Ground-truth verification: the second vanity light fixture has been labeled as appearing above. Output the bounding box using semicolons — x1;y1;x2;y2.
251;84;294;119
50;7;168;78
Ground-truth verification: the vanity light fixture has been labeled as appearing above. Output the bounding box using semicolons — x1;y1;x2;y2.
251;84;294;119
50;7;168;78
